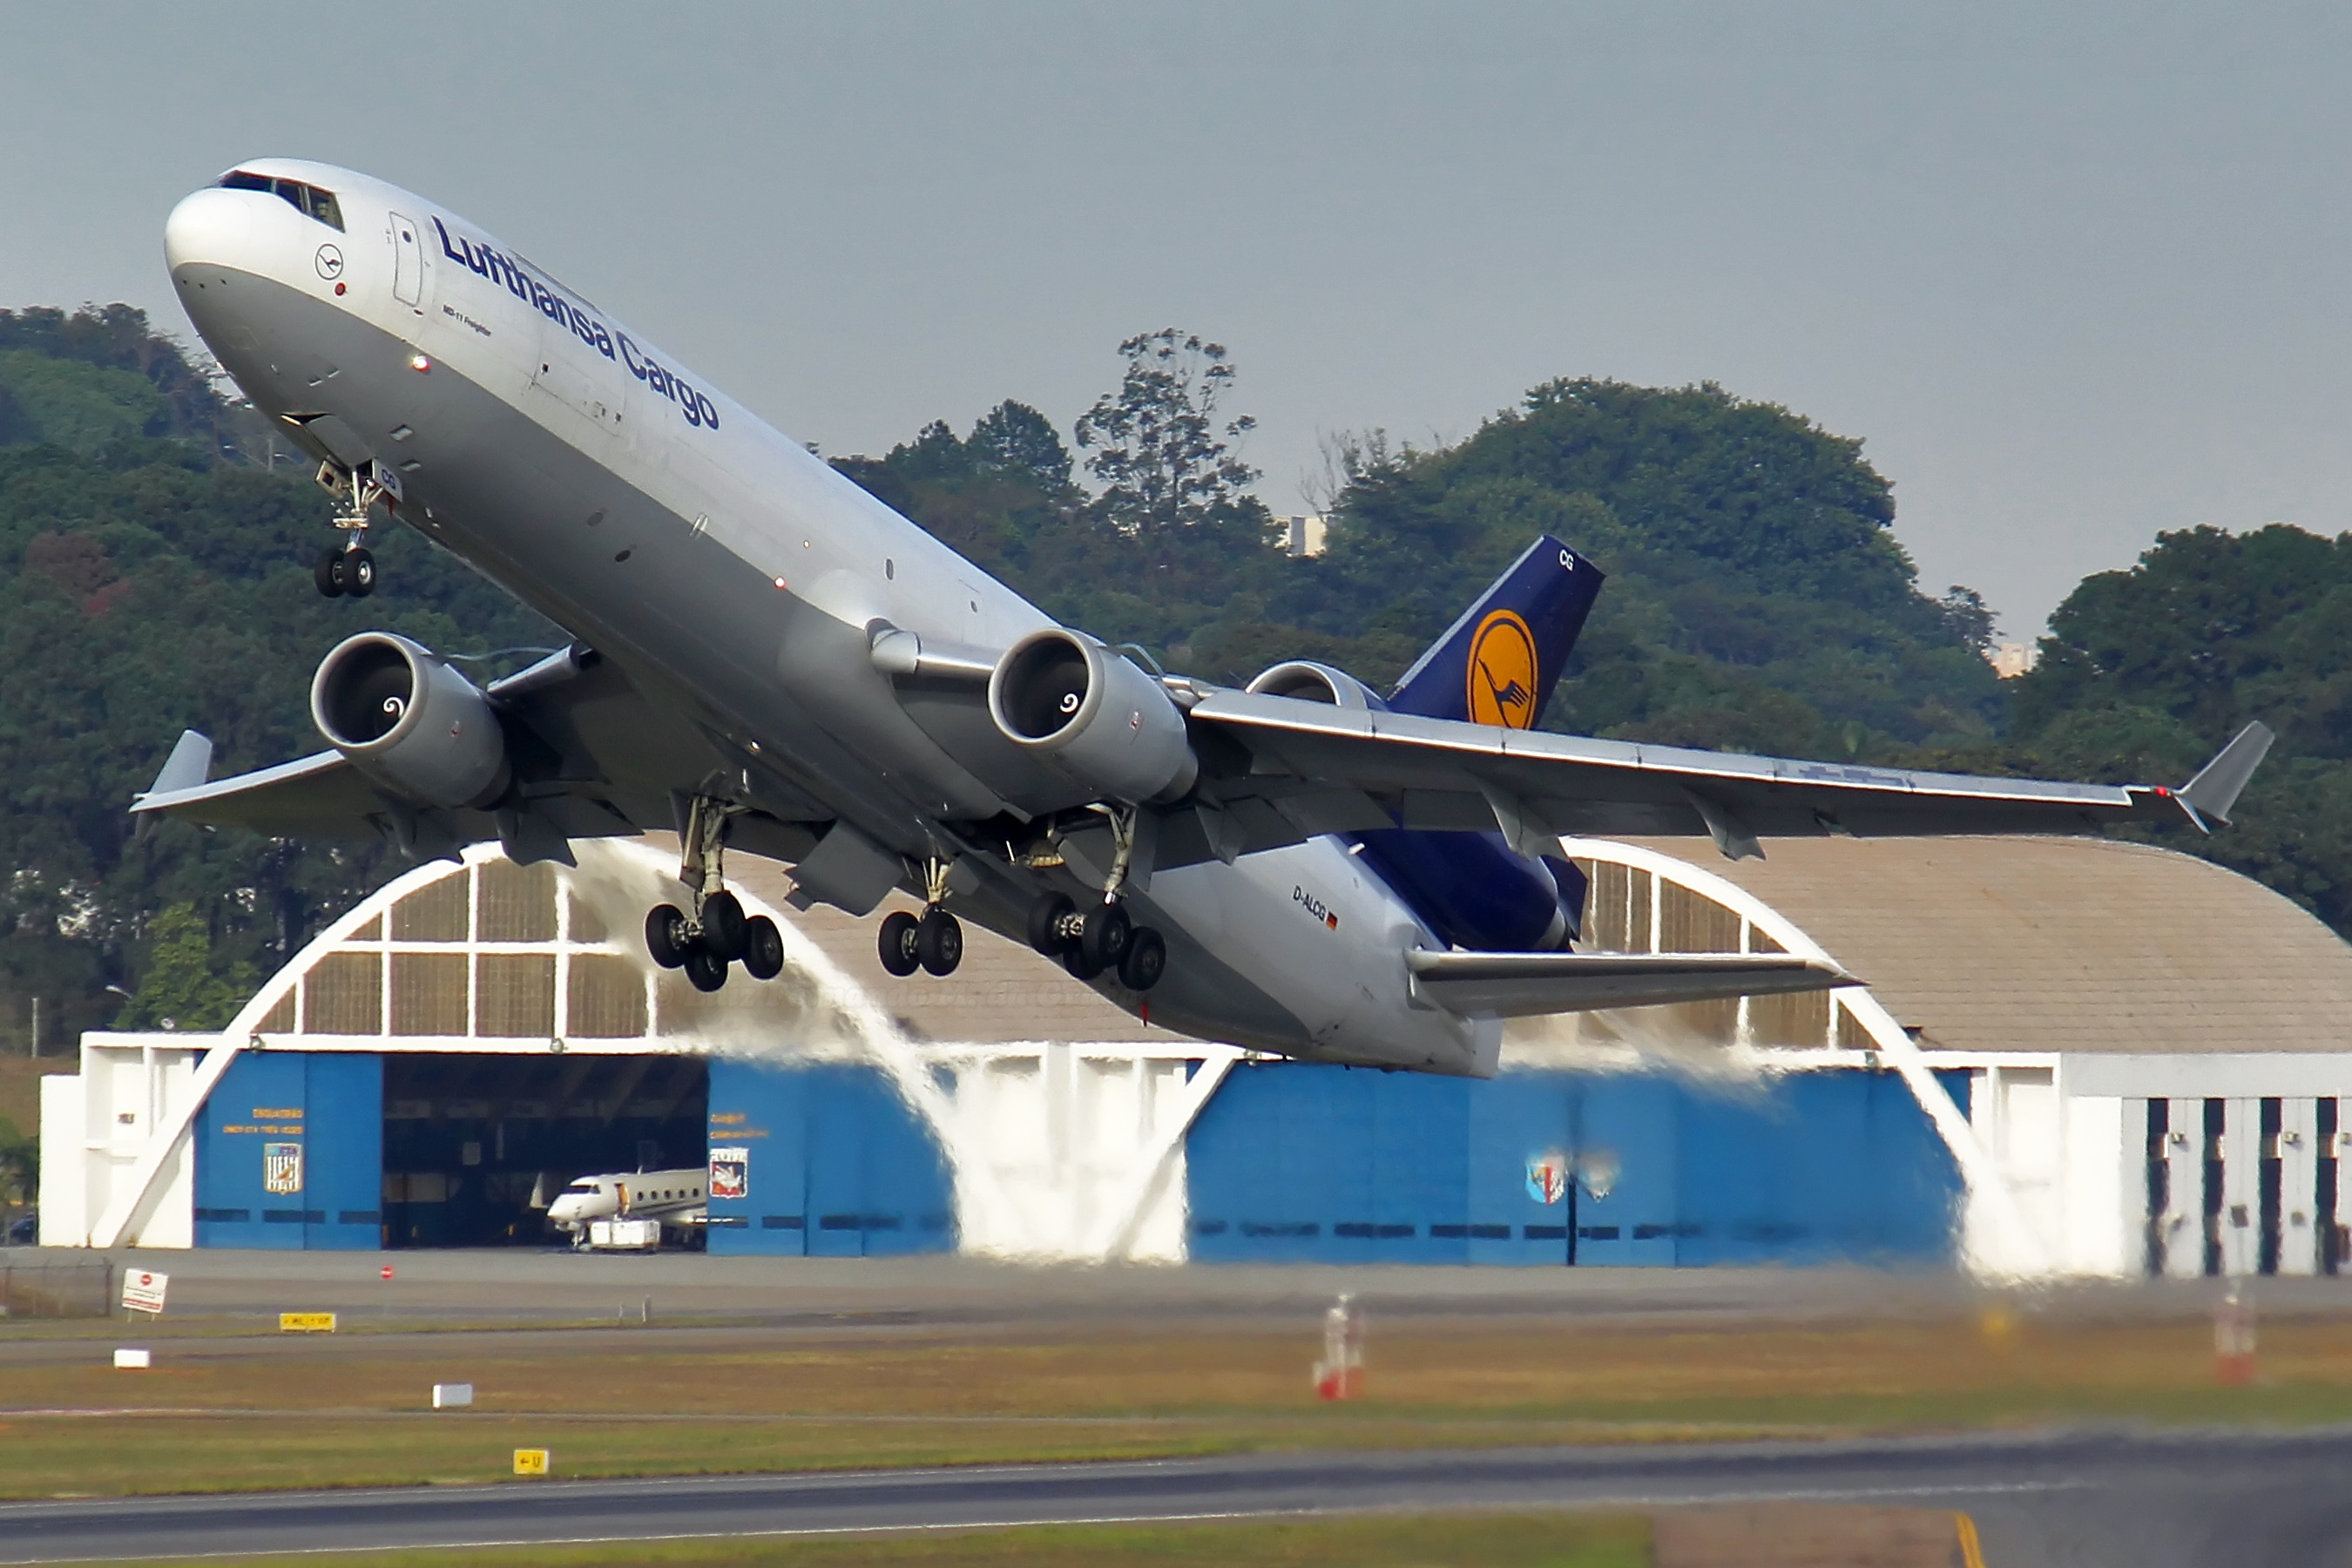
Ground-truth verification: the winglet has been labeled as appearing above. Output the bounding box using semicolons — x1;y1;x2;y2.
138;730;213;802
2176;720;2275;829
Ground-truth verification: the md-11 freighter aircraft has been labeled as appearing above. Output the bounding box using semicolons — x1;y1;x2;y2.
139;159;2274;1079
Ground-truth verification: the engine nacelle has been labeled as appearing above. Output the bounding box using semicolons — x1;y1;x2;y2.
988;629;1198;804
1244;659;1389;710
310;632;510;809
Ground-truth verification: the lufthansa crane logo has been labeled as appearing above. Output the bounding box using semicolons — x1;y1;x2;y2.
1466;609;1539;728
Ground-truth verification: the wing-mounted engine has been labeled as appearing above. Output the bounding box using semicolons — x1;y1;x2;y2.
310;632;511;808
988;629;1198;805
1243;659;1389;710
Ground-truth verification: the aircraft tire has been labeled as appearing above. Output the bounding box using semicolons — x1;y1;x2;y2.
1062;945;1107;981
1118;926;1167;992
916;909;963;977
1078;902;1131;970
877;909;922;977
682;943;728;992
645;904;691;969
1026;892;1075;955
740;916;785;980
314;547;345;598
341;546;377;598
700;890;749;961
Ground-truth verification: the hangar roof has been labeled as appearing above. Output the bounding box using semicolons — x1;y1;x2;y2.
1628;835;2352;1057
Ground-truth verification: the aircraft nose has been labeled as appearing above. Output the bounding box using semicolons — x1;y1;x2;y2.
164;186;254;276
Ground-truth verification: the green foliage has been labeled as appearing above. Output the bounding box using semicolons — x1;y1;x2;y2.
0;307;557;1047
1986;524;2352;935
0;350;172;455
1227;380;2004;752
115;902;253;1030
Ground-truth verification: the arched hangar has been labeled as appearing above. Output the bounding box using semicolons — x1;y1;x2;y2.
38;832;2352;1278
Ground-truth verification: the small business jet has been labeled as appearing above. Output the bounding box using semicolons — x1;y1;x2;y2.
138;160;2272;1078
547;1169;706;1247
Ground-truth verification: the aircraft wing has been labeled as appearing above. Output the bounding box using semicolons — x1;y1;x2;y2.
132;743;379;835
1406;949;1850;1018
130;646;745;862
1178;686;2275;861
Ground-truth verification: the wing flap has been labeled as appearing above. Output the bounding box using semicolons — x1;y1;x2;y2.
1405;948;1851;1019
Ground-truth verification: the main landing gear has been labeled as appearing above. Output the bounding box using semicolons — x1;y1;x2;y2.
1026;891;1166;992
311;460;390;599
642;797;784;993
878;858;963;979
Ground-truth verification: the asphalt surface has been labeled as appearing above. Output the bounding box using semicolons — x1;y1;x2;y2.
4;1429;2352;1567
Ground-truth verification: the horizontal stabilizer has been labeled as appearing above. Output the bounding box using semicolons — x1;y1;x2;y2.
1405;948;1851;1019
2177;720;2275;828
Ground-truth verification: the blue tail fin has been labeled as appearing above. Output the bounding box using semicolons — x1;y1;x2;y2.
1386;536;1603;727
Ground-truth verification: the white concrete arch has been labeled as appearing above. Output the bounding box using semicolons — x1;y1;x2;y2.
1553;838;2044;1277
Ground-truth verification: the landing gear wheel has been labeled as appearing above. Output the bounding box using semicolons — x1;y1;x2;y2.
1027;892;1076;956
645;904;691;969
1062;945;1107;981
681;943;728;992
340;546;376;598
700;889;748;962
314;547;346;598
916;909;963;977
1078;902;1132;970
740;916;784;981
1118;926;1167;992
877;909;922;977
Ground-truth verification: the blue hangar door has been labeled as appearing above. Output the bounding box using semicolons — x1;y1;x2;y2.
193;1051;383;1249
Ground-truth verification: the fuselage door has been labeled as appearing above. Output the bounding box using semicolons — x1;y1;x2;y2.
389;213;423;308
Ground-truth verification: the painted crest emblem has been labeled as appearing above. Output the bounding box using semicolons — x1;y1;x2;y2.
263;1142;304;1195
1525;1152;1569;1206
709;1146;748;1201
1467;609;1538;728
314;243;344;280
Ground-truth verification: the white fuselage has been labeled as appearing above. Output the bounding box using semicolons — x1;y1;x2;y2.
163;160;1495;1075
547;1169;707;1237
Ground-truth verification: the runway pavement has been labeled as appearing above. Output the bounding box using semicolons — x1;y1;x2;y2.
3;1428;2350;1567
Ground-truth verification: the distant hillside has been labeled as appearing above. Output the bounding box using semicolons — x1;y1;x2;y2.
0;307;554;1052
0;302;2337;1059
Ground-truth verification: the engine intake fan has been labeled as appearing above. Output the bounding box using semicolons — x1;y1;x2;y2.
310;632;510;808
988;629;1197;805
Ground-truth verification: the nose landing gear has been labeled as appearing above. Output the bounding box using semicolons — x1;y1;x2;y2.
311;460;394;598
641;796;783;991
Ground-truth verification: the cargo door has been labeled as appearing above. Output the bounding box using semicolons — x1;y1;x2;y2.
389;213;423;308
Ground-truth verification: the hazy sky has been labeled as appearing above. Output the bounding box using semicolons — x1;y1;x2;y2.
4;2;2349;636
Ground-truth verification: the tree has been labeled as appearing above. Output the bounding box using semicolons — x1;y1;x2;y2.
115;902;253;1031
1073;330;1261;536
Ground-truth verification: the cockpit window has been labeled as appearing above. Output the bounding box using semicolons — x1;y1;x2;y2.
217;170;344;233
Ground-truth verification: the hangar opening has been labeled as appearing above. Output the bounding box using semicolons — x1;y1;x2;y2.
382;1052;706;1248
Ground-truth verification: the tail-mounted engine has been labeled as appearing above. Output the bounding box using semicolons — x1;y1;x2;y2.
310;632;510;808
988;629;1198;805
1244;659;1388;710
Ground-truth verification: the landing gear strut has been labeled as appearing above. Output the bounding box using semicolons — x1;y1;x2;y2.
642;796;784;990
878;858;963;978
311;461;389;599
